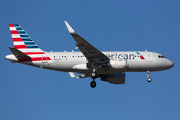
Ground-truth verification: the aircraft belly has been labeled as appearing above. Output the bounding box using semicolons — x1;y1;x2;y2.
53;60;67;69
128;61;147;70
127;60;167;72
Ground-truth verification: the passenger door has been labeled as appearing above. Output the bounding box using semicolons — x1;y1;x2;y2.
146;52;152;62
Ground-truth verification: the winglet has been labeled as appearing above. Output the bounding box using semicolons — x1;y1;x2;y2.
64;21;75;34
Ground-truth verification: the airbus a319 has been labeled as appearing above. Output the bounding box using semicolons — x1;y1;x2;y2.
5;21;174;88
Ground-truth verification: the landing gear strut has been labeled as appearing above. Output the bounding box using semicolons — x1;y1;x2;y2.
90;69;97;88
146;71;152;82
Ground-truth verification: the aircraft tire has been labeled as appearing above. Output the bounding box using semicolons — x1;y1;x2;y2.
91;72;96;79
90;81;96;88
147;78;152;82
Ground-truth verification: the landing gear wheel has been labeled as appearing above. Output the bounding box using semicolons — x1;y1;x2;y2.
90;81;96;88
146;71;152;82
147;77;152;82
91;72;96;79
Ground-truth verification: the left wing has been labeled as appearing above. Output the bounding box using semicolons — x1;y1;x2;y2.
64;21;108;63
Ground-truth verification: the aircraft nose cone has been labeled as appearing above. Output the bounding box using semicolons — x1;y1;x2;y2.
167;60;174;69
169;60;174;68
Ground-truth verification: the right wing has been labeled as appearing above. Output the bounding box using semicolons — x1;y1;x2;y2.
64;21;109;63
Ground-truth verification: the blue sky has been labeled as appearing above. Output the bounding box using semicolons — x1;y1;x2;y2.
1;0;180;120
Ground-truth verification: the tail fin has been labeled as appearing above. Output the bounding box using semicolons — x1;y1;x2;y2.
8;24;51;62
9;24;43;51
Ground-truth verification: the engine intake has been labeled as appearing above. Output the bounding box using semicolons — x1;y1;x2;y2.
109;59;127;69
101;59;127;70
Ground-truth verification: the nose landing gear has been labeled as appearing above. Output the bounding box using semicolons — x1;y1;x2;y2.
90;72;97;88
147;71;152;82
147;77;152;82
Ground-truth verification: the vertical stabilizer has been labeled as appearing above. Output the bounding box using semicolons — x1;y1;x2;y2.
8;24;51;62
9;24;42;51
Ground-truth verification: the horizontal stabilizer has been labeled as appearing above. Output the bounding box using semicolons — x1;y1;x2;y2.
9;47;30;58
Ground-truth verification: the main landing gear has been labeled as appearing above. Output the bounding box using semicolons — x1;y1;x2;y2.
146;71;152;82
90;80;96;88
90;72;97;88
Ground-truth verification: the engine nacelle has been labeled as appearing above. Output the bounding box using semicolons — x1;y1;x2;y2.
101;73;125;84
108;59;127;70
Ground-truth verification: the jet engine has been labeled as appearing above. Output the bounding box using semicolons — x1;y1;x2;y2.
101;59;127;70
101;73;125;84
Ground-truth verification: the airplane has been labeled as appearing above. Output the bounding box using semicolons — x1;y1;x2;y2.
5;21;174;88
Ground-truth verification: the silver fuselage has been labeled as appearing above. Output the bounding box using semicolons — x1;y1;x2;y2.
5;51;174;74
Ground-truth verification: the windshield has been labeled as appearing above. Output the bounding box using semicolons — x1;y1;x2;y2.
158;55;166;58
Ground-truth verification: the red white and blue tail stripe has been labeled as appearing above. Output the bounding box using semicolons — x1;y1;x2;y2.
9;24;51;62
9;24;41;49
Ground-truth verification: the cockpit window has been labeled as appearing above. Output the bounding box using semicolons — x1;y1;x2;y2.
158;55;166;58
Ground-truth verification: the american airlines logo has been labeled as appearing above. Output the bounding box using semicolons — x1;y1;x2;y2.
136;52;145;60
106;52;145;60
